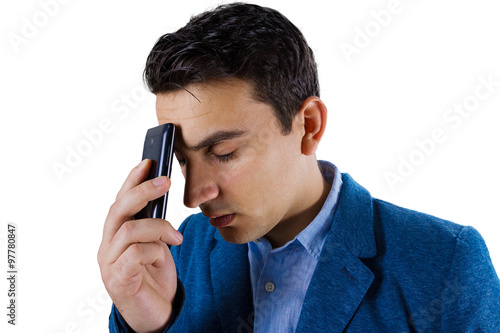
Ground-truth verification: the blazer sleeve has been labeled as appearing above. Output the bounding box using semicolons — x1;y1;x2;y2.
440;226;500;331
109;303;133;333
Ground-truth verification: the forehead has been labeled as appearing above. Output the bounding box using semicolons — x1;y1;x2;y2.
156;79;257;119
155;79;278;146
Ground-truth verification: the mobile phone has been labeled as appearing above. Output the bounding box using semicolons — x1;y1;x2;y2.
135;123;176;220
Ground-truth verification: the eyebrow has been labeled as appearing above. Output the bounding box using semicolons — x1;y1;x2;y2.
178;129;248;152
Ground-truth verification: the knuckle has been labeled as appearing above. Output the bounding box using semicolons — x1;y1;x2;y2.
97;242;111;268
115;186;122;200
128;243;143;258
159;219;172;229
97;247;104;266
99;263;114;287
113;220;135;246
158;220;172;235
105;271;120;293
108;201;120;218
115;191;122;201
101;268;112;284
120;220;136;237
133;183;148;197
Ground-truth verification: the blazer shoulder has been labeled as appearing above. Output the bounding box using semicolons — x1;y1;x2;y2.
368;200;500;330
372;198;465;241
368;198;471;276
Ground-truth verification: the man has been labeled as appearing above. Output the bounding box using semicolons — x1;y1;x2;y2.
98;3;500;332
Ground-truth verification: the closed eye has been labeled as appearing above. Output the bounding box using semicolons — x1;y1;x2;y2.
175;152;234;165
215;152;234;163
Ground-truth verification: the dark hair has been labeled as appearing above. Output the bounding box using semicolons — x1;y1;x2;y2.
143;2;319;134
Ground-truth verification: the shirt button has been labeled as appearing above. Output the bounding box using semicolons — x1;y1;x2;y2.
265;282;275;293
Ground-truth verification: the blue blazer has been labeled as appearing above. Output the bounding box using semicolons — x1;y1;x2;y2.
110;173;500;332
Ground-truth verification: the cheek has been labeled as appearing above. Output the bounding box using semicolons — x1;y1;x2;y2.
213;135;298;213
216;159;259;198
214;151;272;208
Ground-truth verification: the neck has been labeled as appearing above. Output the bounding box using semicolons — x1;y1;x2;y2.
265;161;332;249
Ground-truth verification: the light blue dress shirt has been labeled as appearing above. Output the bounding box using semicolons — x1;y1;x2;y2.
247;160;343;332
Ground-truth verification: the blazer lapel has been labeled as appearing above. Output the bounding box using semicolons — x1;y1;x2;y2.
296;173;377;333
210;230;254;332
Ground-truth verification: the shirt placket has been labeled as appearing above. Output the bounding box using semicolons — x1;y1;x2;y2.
254;251;281;332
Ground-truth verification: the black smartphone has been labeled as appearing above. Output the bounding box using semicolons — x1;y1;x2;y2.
135;123;176;220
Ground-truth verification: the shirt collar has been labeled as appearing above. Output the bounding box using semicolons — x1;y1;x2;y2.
295;161;342;260
252;160;343;260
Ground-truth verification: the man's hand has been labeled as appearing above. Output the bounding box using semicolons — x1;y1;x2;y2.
98;159;183;332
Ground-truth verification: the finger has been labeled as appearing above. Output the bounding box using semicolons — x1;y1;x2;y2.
112;242;166;286
103;176;171;244
106;219;182;264
116;159;152;200
112;175;171;221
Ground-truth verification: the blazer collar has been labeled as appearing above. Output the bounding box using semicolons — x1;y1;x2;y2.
296;173;376;332
330;173;377;258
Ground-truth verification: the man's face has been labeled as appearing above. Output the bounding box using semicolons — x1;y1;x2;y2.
156;78;306;244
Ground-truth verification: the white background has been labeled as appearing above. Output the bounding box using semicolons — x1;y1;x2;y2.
1;0;499;331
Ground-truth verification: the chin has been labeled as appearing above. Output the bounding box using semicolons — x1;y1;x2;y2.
217;227;256;244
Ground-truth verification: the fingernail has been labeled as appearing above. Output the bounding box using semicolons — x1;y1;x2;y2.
138;159;147;168
153;176;167;187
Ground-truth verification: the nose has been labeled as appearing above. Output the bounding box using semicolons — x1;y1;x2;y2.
183;161;219;208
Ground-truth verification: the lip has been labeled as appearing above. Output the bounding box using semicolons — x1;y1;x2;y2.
207;213;235;228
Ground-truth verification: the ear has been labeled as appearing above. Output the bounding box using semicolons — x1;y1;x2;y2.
295;97;328;156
